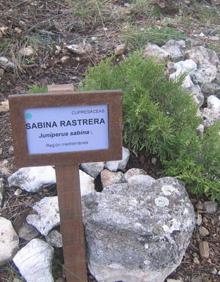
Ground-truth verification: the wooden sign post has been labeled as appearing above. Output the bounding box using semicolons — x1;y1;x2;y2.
9;85;122;282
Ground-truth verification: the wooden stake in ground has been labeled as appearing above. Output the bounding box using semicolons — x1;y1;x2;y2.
9;85;122;282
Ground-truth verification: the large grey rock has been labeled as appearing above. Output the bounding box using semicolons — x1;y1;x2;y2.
202;83;220;97
83;177;195;282
191;64;217;84
169;59;197;80
144;43;170;61
80;162;104;178
26;197;59;236
8;166;56;193
185;46;219;66
0;217;19;266
162;40;185;61
105;147;130;172
13;239;54;282
202;95;220;126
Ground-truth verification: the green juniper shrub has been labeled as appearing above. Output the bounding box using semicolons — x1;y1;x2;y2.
81;51;220;200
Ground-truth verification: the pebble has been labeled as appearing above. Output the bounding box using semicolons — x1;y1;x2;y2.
18;222;39;241
193;257;200;264
196;201;204;211
14;189;22;196
115;44;126;56
204;201;217;214
199;226;209;237
19;46;34;57
199;241;210;258
196;214;202;226
0;148;2;155
60;56;70;64
8;146;14;155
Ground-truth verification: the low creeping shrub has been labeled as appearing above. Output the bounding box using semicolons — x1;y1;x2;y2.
81;51;220;200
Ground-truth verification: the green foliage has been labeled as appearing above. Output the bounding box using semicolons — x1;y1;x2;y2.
81;52;220;200
122;26;186;49
28;85;48;94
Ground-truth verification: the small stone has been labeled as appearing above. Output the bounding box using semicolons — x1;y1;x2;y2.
13;239;54;282
46;230;62;248
167;280;182;282
151;157;157;165
199;241;209;258
115;44;126;56
19;46;34;57
0;217;19;266
196;201;204;211
0;148;2;155
199;226;209;237
14;27;22;34
124;168;147;181
211;268;218;275
0;56;9;68
196;214;202;226
60;56;70;64
14;188;22;196
18;222;39;241
0;100;9;113
193;257;200;264
101;169;125;188
8;145;14;155
196;124;204;135
0;159;11;176
19;46;34;58
204;201;217;214
55;45;62;55
66;43;92;55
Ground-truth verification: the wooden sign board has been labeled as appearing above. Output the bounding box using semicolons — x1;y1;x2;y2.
9;87;122;282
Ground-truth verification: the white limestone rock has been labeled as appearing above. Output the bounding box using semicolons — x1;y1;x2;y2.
202;95;220;126
170;59;197;80
13;239;54;282
101;169;125;188
127;174;156;186
83;177;195;282
80;162;104;178
191;64;217;84
46;230;63;248
186;46;219;66
144;43;170;61
124;168;147;181
26;197;59;236
79;170;95;196
162;40;185;61
105;147;130;172
0;217;19;266
8;166;56;193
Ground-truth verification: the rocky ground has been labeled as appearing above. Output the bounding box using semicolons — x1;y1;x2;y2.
0;0;220;281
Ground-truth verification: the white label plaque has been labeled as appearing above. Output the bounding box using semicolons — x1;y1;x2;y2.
24;104;109;155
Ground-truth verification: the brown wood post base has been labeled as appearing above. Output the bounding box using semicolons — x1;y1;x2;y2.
55;165;88;282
